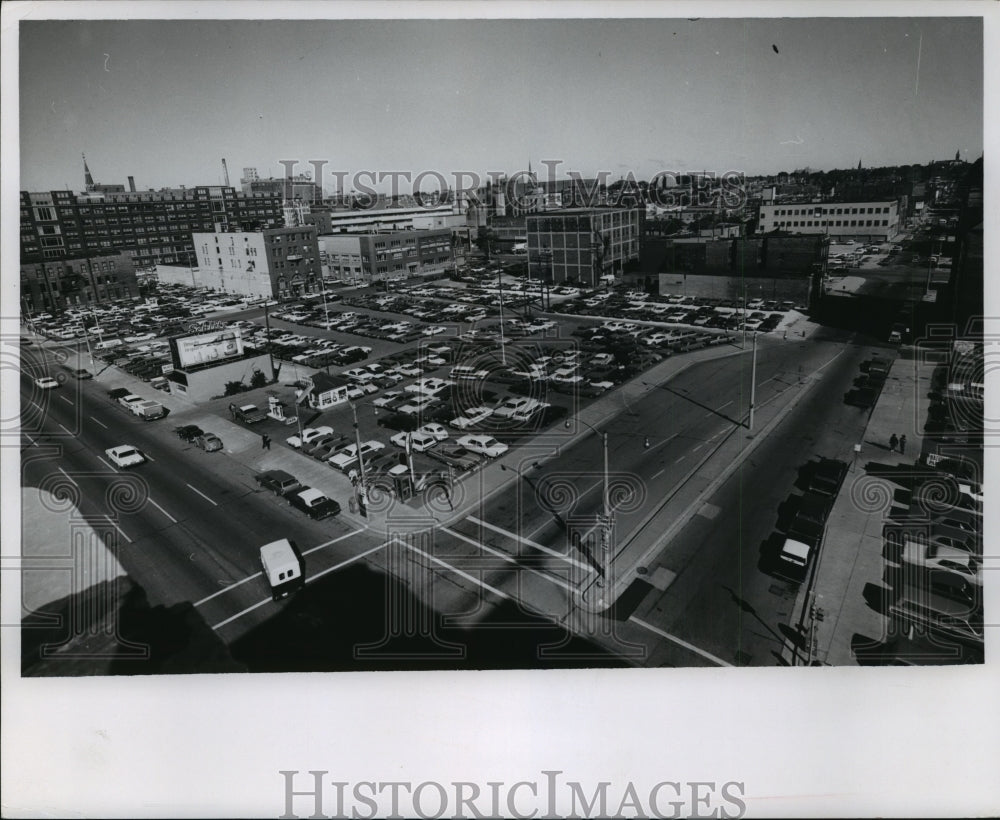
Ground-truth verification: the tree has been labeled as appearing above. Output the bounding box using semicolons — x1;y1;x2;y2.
249;369;267;389
224;380;244;396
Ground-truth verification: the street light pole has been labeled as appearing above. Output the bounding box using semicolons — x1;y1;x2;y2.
497;273;507;366
748;330;758;430
350;400;369;516
568;417;612;578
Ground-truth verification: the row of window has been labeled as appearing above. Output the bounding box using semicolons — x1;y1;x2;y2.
774;220;890;228
767;206;892;217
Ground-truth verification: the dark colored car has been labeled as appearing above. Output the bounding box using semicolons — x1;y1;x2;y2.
287;487;341;520
254;469;303;497
175;424;204;442
69;368;93;379
810;458;848;497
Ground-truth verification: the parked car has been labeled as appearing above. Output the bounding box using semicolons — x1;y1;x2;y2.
194;433;223;452
390;430;438;452
69;368;93;380
231;403;266;424
254;469;303;497
287;487;341;520
450;406;494;429
286;426;334;449
456;434;509;458
417;423;449;441
105;445;145;469
174;424;204;442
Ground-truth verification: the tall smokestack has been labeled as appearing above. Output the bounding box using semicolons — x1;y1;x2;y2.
128;176;136;192
222;158;231;187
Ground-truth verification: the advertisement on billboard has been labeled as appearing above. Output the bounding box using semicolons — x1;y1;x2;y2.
171;329;243;369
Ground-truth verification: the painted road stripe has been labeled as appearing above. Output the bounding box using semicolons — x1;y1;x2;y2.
96;455;118;472
58;423;72;434
89;416;108;429
59;395;74;405
715;400;733;411
628;615;733;667
57;467;79;486
303;528;365;556
675;455;686;463
24;434;38;448
442;526;575;592
467;515;590;571
651;468;665;480
186;483;218;506
209;541;387;627
402;539;510;601
103;515;133;545
144;453;155;462
148;498;177;523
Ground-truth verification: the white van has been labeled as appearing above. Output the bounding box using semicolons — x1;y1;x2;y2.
259;539;304;601
95;339;123;350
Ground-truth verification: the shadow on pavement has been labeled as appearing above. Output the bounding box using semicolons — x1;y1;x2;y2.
608;578;654;621
862;582;893;616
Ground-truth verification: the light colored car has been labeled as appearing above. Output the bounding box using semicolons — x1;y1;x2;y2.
456;434;509;458
390;430;438;452
405;377;454;396
901;540;982;582
397;396;439;415
34;376;60;390
286;425;335;449
328;440;386;471
374;390;404;408
194;433;223;452
450;406;493;429
417;423;449;441
422;325;447;336
105;445;146;468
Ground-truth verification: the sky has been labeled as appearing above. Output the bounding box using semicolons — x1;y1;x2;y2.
18;15;983;194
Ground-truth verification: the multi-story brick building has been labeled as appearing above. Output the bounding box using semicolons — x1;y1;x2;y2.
192;226;322;300
526;207;642;286
320;228;453;284
20;251;138;312
20;186;283;270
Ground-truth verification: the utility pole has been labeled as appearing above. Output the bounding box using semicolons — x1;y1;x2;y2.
748;330;758;430
350;401;368;517
497;273;507;366
262;297;275;377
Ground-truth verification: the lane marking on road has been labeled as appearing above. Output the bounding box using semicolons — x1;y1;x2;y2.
148;498;177;523
27;401;43;412
441;526;576;592
88;416;108;429
693;442;705;452
196;572;262;607
144;453;156;462
211;597;271;630
186;483;218;506
57;467;79;486
715;400;733;411
303;528;365;556
628;616;733;667
103;515;133;545
467;515;590;570
651;468;666;480
306;541;389;586
24;434;38;447
58;423;73;435
675;455;686;464
402;539;511;601
96;455;118;472
58;395;74;405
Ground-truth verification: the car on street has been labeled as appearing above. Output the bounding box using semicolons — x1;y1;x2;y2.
286;487;341;520
34;376;60;390
175;424;204;442
69;368;93;380
390;430;439;452
105;445;146;469
286;425;334;449
456;434;509;458
254;469;303;497
194;432;223;452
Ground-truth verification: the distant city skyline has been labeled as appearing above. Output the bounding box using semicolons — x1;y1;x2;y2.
19;16;982;193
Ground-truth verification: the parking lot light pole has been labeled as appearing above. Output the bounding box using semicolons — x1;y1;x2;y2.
497;274;507;366
349;400;369;516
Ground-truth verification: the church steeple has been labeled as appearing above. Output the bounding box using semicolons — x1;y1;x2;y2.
83;153;95;191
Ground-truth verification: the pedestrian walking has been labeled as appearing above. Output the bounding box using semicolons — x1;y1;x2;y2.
262;433;271;451
899;435;906;455
889;433;898;453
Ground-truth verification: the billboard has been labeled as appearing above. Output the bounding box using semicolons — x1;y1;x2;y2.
170;329;243;369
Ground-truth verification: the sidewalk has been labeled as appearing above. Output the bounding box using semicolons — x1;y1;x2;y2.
787;345;932;665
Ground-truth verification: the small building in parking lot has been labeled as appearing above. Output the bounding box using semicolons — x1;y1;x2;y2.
302;371;352;410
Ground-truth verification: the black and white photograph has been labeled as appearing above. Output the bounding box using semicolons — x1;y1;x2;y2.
2;1;997;817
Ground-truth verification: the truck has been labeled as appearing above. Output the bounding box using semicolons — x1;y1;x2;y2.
230;403;266;424
129;399;168;421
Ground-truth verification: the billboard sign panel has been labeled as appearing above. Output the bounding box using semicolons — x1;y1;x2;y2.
171;329;243;369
